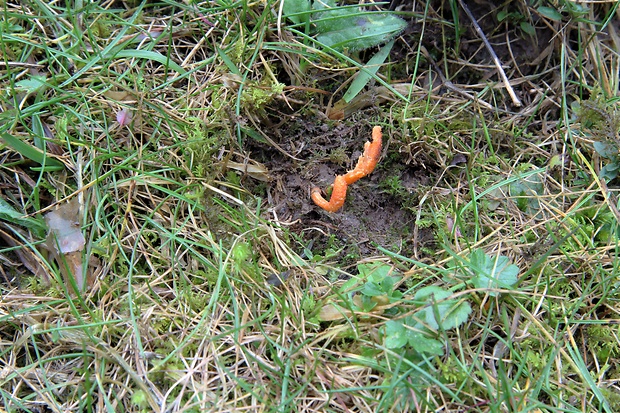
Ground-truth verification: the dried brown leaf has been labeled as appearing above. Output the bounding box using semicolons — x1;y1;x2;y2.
44;198;90;292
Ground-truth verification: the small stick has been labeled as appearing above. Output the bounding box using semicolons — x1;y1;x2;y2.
457;0;522;107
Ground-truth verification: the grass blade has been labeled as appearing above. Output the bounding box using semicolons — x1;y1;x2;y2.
110;50;186;75
343;39;394;103
0;132;64;171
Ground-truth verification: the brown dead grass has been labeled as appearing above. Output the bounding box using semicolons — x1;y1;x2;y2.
1;0;620;412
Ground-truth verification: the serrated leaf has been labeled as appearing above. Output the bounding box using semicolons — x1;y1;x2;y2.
414;286;472;330
423;298;471;330
469;249;519;296
15;75;48;94
414;286;449;302
407;332;444;356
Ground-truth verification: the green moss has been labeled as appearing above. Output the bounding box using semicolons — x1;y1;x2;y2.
89;20;111;38
586;325;620;360
184;117;229;179
327;147;349;165
576;94;620;143
438;357;469;384
380;175;407;198
240;79;285;111
131;389;150;410
600;388;620;412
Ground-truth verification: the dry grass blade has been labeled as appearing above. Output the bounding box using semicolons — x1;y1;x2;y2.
1;0;620;411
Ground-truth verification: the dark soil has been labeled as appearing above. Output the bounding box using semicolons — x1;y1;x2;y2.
244;116;428;261
242;0;562;261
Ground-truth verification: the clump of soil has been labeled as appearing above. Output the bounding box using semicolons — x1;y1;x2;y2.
243;115;439;260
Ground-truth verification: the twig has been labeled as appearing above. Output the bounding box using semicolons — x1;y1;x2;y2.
420;46;498;112
457;0;523;107
0;61;44;69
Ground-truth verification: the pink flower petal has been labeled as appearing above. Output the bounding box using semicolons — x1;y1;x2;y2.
117;108;132;126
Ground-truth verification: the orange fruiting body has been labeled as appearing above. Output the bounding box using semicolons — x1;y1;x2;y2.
311;126;382;213
343;125;382;185
311;175;348;213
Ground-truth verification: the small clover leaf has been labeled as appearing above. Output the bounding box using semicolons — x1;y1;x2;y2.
593;141;617;159
468;249;519;296
414;286;472;330
600;161;620;181
384;320;408;349
384;319;444;355
408;332;444;356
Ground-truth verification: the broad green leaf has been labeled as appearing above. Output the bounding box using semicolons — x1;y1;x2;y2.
361;281;384;297
283;0;312;25
414;286;472;330
343;40;394;103
509;169;543;215
593;141;617;158
359;295;378;312
357;262;392;281
538;6;563;21
339;274;363;292
384;320;407;348
497;10;509;22
0;198;46;232
313;1;407;52
469;249;519;295
600;162;620;181
407;332;444;356
520;22;536;37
